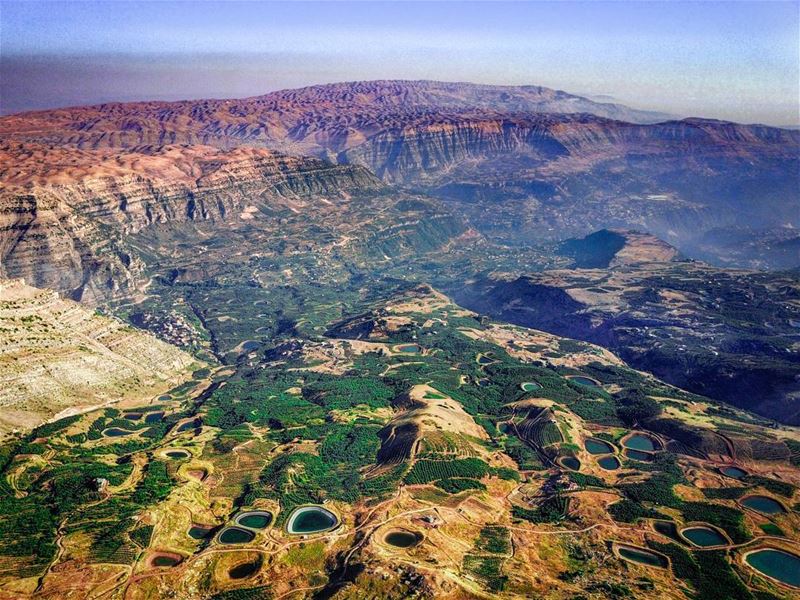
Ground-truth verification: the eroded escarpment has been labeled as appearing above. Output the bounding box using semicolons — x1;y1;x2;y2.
0;144;381;302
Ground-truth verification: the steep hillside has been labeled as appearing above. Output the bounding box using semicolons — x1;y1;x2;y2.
0;278;197;434
0;143;381;302
1;80;796;267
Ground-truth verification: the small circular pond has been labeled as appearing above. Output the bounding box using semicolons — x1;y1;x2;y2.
149;553;183;568
740;495;786;515
188;524;214;540
598;456;621;470
615;544;668;568
384;529;422;548
719;466;747;479
103;428;133;438
622;433;661;452
218;527;256;545
744;548;800;588
559;456;581;471
681;526;728;547
229;559;262;580
145;411;164;424
652;520;681;542
568;375;600;387
234;511;273;530
164;449;190;460
520;382;541;392
286;506;338;535
624;448;655;462
178;418;202;432
585;438;615;455
395;344;421;354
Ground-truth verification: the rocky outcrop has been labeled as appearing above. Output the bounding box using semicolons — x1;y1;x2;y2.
0;144;381;302
0;278;197;434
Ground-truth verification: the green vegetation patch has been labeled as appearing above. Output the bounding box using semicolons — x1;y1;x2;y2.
404;458;489;485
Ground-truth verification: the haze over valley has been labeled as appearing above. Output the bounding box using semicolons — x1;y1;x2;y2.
0;2;799;599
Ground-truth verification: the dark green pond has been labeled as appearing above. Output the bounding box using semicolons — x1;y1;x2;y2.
104;428;132;437
623;434;660;452
235;511;273;529
745;549;800;587
218;527;255;544
569;376;599;387
624;448;654;462
560;456;581;471
151;554;181;567
384;530;421;548
188;525;213;540
396;344;421;354
521;382;541;392
682;526;727;547
720;466;747;479
145;411;164;424
165;450;189;459
617;545;668;568
229;560;261;579
598;456;621;470
653;520;682;542
287;506;338;534
585;439;615;455
741;495;785;515
178;418;201;432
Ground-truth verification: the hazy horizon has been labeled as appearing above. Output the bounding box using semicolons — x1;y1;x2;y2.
2;1;799;126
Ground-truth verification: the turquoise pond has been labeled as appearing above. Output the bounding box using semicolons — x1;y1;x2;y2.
287;506;338;534
569;376;599;387
598;456;621;470
720;466;747;479
623;434;660;452
741;495;785;515
617;546;668;568
585;439;615;455
521;382;541;392
681;526;727;547
745;549;800;587
218;527;255;544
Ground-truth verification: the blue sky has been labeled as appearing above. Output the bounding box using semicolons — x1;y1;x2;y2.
1;1;798;124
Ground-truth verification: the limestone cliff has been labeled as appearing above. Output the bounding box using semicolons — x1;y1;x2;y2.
0;144;381;302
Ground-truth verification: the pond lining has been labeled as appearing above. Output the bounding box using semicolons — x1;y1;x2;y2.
234;510;273;530
217;526;256;545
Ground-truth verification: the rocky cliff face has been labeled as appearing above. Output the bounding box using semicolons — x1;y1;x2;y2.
0;278;197;434
0;144;381;302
